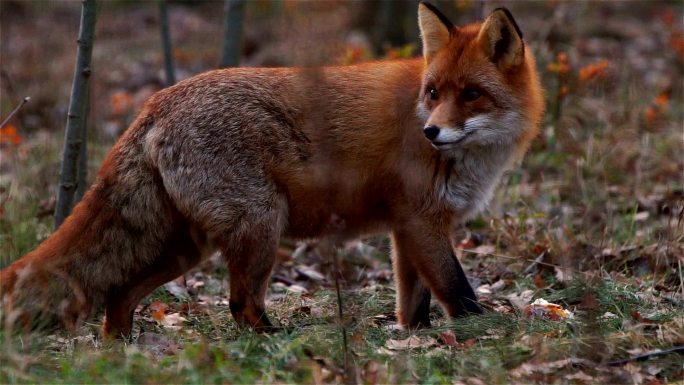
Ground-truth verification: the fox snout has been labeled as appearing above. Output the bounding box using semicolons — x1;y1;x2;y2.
422;123;473;148
423;125;440;140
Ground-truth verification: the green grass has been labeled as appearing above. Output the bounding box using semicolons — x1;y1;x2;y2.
2;274;683;384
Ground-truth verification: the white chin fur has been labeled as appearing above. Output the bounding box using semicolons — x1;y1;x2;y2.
435;112;525;149
437;111;525;219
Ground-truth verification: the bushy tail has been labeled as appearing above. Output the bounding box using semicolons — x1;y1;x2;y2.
1;111;179;333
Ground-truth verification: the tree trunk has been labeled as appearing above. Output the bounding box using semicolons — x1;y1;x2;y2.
221;0;247;68
54;0;96;230
74;87;89;203
158;0;176;86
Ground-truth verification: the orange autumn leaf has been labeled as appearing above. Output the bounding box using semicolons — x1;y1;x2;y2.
669;34;684;61
110;91;133;116
523;299;574;320
643;90;670;128
0;124;22;145
149;300;169;323
547;52;572;75
340;45;368;65
643;106;658;127
654;90;670;109
660;9;675;27
578;59;609;83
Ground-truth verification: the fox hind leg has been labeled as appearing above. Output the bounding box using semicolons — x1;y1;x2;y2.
153;131;285;331
221;209;282;331
103;227;203;338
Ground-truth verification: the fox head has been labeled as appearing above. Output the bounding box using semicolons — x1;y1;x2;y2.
416;3;544;158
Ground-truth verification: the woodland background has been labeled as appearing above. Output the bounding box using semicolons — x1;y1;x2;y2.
0;1;683;383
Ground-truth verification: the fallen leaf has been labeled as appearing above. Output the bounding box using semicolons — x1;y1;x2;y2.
438;331;476;349
634;211;650;222
164;280;190;300
490;280;507;293
630;310;655;324
149;301;169;323
510;358;593;377
601;312;618;320
506;290;535;310
565;370;594;383
523;298;574;320
295;265;325;282
178;302;210;316
160;312;186;329
438;330;458;347
473;244;495;255
385;335;437;350
476;284;492;295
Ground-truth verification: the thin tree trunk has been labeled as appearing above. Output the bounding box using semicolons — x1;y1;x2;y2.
221;0;247;68
54;0;97;230
74;87;89;202
158;0;175;86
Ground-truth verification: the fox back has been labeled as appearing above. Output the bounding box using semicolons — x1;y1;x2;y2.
1;3;543;336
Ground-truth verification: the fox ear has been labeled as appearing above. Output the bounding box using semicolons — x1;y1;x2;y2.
478;8;524;70
418;2;453;64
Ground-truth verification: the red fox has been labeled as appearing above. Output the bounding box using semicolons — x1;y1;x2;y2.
1;3;543;337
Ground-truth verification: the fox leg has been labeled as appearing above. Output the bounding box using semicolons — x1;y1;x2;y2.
103;229;202;338
221;211;281;331
390;233;432;328
392;223;482;321
153;132;283;330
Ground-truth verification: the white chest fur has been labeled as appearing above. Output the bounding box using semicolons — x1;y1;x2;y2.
440;144;515;219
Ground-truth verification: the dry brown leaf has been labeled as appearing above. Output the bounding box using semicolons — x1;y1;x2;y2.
385;335;437;350
506;289;535;310
295;265;325;282
565;370;594;383
510;358;593;377
164;280;190;300
438;331;477;349
159;312;186;329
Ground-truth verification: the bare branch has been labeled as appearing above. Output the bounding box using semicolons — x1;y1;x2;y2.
0;96;30;129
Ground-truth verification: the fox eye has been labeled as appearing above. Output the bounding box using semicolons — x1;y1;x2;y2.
429;87;438;101
462;88;481;102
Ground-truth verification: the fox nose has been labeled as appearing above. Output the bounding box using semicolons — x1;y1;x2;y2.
423;125;440;141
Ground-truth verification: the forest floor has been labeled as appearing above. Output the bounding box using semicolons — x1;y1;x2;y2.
1;1;683;384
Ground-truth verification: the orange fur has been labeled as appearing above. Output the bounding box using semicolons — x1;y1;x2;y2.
1;4;543;336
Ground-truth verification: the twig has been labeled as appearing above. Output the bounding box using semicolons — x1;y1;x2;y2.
460;248;581;274
0;96;30;129
523;250;549;275
607;346;684;366
330;245;349;376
